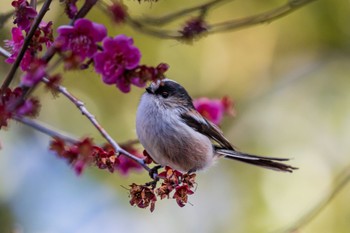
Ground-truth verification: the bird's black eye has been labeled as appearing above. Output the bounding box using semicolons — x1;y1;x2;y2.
161;91;169;98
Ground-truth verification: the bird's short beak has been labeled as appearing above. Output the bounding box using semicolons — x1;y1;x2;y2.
146;86;154;94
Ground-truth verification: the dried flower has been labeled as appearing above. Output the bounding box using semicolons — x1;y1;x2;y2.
173;184;194;207
0;87;41;128
179;18;207;42
129;183;157;212
50;137;98;175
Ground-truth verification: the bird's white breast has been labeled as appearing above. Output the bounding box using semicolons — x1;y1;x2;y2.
136;94;214;172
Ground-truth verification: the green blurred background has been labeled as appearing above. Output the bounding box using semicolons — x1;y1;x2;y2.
1;0;350;232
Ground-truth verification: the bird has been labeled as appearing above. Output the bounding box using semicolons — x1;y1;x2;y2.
136;79;297;173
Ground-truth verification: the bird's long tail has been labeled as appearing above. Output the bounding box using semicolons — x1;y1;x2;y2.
216;149;298;172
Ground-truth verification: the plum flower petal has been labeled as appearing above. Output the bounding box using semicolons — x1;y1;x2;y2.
12;0;37;32
62;0;78;19
5;27;23;62
55;18;107;61
94;34;141;92
116;77;131;93
109;2;128;24
193;97;224;125
21;59;47;87
194;96;235;125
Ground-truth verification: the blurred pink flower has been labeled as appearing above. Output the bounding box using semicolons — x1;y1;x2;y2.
62;0;78;19
21;59;47;86
55;18;107;61
109;1;128;24
193;96;235;125
116;146;144;175
12;0;37;32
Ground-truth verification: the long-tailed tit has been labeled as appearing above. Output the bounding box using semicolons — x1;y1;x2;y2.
136;79;297;173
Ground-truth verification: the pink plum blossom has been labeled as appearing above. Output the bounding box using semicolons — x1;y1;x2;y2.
5;27;33;71
193;96;235;125
55;18;107;62
21;59;47;87
12;0;37;32
94;34;141;92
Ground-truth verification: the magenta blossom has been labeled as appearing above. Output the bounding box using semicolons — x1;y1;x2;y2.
94;35;141;92
12;0;37;32
109;1;128;24
193;96;235;125
94;34;141;92
62;0;78;19
5;27;34;71
5;22;53;71
55;18;107;62
21;59;47;87
117;146;144;176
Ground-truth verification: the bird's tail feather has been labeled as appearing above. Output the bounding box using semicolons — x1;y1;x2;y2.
216;149;298;173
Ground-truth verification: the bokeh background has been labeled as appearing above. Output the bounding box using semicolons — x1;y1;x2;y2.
1;0;350;232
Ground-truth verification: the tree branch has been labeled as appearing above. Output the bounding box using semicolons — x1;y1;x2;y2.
0;0;53;95
210;0;317;33
140;0;227;26
0;45;149;172
277;164;350;233
41;77;150;171
121;0;317;39
13;115;78;144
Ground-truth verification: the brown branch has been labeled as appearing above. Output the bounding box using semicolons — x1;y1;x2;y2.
141;0;227;26
122;0;317;40
209;0;317;33
0;0;53;95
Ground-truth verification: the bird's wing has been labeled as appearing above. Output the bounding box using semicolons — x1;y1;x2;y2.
180;109;234;150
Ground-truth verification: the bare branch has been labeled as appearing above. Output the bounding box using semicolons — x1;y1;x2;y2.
141;0;228;26
209;0;317;33
41;77;150;171
14;115;78;144
120;0;317;40
276;164;350;233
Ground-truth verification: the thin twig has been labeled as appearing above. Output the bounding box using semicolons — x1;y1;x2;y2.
125;17;179;39
122;0;316;39
1;45;149;171
30;0;38;9
0;46;12;58
210;0;317;33
276;164;350;233
141;0;227;26
13;115;78;144
0;0;53;95
41;77;150;171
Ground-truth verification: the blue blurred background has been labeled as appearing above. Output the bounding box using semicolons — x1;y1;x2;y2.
1;0;350;232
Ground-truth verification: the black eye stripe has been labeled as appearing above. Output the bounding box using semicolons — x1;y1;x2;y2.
155;85;175;96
